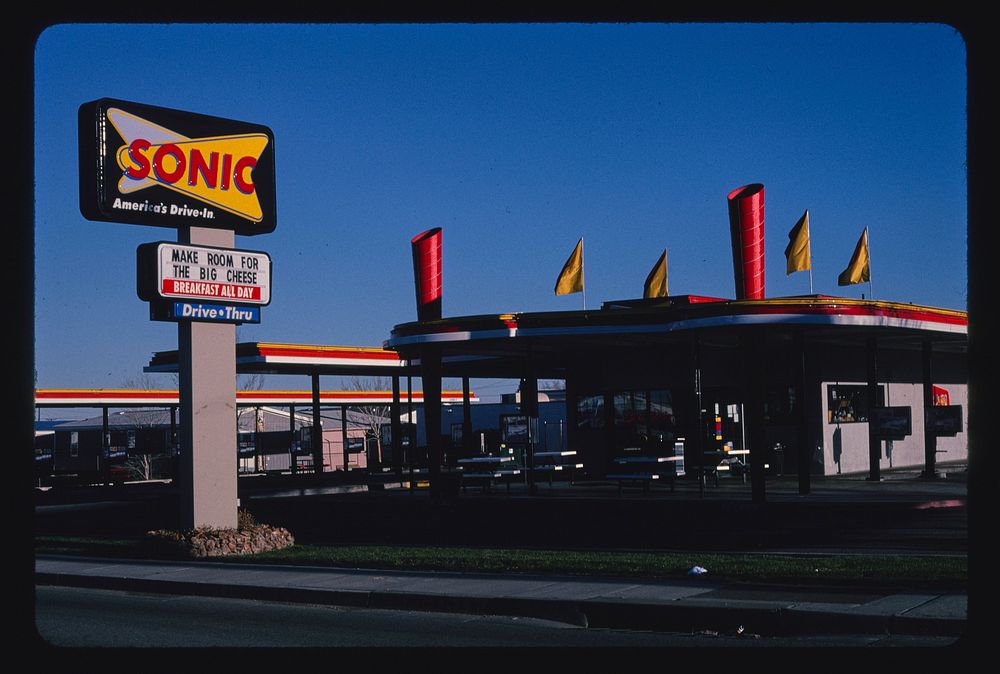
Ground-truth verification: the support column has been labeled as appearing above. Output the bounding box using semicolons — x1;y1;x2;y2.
521;372;539;493
744;333;768;504
177;226;237;529
253;406;262;474
692;338;705;497
407;375;413;471
170;405;178;479
311;372;323;475
170;406;177;455
421;349;443;498
391;375;402;474
795;330;811;495
564;372;578;456
602;389;614;477
289;404;297;474
866;337;882;482
102;406;110;486
341;403;349;472
462;376;473;458
921;340;939;478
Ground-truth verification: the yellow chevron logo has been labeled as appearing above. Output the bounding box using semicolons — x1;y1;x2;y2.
108;107;268;222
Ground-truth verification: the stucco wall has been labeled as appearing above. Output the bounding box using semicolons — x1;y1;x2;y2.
820;381;967;475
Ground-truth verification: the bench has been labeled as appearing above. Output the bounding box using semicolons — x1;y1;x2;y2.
460;468;523;493
531;462;585;486
457;456;519;492
608;455;684;493
530;450;582;486
402;467;429;491
701;450;768;486
605;471;662;493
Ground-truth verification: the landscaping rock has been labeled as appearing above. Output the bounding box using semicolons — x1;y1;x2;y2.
144;523;295;559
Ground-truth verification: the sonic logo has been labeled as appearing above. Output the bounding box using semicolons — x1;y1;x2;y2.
107;108;268;223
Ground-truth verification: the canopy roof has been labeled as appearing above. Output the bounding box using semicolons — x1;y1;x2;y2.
137;297;967;383
146;342;416;376
385;295;968;379
35;388;475;408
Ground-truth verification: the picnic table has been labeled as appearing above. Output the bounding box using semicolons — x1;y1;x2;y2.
607;454;685;493
701;448;766;485
530;450;583;485
457;455;521;492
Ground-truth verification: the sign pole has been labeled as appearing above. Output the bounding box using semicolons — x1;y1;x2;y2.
79;98;276;533
177;225;238;529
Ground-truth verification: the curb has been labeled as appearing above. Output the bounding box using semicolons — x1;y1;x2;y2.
35;572;965;638
35;572;589;627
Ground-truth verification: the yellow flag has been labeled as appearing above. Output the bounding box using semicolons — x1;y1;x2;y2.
838;227;870;286
785;210;811;274
643;249;668;298
554;238;584;295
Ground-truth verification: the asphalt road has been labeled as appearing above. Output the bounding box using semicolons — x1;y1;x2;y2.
33;586;960;649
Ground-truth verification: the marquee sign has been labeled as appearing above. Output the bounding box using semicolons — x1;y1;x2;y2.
79;98;276;235
137;242;272;305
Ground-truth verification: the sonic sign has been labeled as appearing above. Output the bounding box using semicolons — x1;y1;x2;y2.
79;98;276;235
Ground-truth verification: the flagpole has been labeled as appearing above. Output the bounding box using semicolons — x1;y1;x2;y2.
806;211;813;294
867;227;874;300
581;237;587;310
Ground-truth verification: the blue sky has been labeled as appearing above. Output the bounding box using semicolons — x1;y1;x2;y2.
33;22;967;405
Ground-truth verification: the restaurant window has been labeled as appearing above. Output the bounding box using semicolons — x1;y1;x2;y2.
613;391;639;447
764;385;798;424
828;384;885;424
613;389;676;448
576;395;604;430
238;432;256;456
648;389;676;443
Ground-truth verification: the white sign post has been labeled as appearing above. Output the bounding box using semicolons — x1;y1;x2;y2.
177;229;239;530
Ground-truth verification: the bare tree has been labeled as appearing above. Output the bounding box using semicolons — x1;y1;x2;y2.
119;372;175;481
345;376;393;465
123;452;156;481
123;371;178;390
235;327;267;432
236;371;267;432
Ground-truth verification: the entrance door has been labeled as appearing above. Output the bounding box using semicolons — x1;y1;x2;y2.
700;388;746;453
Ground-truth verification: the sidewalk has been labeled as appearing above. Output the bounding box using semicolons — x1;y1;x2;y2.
34;554;967;639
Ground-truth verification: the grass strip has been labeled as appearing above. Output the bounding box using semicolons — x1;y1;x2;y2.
35;535;965;589
34;535;142;558
224;545;966;588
